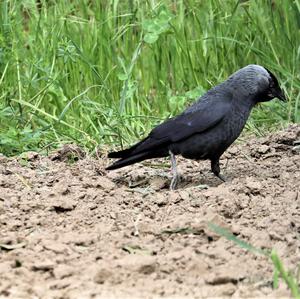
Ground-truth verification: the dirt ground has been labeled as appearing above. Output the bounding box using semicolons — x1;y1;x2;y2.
0;125;299;299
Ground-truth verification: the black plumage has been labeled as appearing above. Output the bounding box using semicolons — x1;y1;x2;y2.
106;65;286;189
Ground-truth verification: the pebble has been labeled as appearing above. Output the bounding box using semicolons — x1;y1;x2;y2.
32;260;55;271
94;268;113;284
53;264;74;279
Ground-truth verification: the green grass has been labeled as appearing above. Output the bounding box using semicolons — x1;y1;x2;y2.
163;223;300;297
0;0;299;156
209;223;300;298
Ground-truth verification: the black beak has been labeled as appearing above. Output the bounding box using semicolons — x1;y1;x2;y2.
275;88;286;102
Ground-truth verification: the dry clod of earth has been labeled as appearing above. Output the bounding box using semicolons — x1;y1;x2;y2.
0;125;299;298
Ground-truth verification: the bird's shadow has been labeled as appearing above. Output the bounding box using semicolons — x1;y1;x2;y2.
173;173;226;190
112;170;227;190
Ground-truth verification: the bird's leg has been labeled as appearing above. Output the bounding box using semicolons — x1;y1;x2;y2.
169;150;179;190
211;159;226;182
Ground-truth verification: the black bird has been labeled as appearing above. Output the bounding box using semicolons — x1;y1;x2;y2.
106;65;286;189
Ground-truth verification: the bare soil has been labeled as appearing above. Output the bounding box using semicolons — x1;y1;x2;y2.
0;125;299;299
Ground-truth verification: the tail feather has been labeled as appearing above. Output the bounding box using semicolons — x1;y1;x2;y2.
106;151;151;170
107;139;145;159
107;148;134;159
106;135;170;170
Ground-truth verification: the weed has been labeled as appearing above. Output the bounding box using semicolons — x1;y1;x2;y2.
0;0;299;156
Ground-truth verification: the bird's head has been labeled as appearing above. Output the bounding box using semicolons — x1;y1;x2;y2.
230;64;286;103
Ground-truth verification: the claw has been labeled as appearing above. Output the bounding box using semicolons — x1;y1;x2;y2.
211;159;226;183
216;173;226;182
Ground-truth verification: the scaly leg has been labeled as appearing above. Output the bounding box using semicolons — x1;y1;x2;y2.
211;158;226;182
169;150;179;190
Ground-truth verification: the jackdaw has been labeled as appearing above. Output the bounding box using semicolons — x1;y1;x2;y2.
106;65;286;189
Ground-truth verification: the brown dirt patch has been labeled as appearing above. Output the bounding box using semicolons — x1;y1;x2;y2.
0;125;299;298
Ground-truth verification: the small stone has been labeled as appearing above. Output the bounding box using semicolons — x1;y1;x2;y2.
257;145;269;154
18;151;39;161
94;268;113;284
168;192;181;204
98;177;115;191
109;212;117;219
0;154;8;163
179;190;190;201
49;278;72;290
292;144;300;153
27;151;39;161
43;240;69;254
231;223;241;235
156;193;168;206
166;249;187;262
205;266;245;285
228;147;238;155
50;144;85;161
117;255;157;275
73;234;95;246
246;178;262;193
284;234;295;245
53;264;74;279
50;198;77;212
220;283;236;296
269;230;284;241
150;177;167;190
138;262;156;275
61;232;96;247
32;260;55;271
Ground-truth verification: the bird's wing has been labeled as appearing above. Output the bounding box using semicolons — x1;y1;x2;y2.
151;99;231;142
131;98;232;154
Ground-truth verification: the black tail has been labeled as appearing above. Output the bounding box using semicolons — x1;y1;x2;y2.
107;139;145;159
106;151;153;170
106;136;169;170
107;147;135;159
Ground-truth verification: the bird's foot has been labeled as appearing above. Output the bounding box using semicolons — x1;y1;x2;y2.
215;173;226;182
